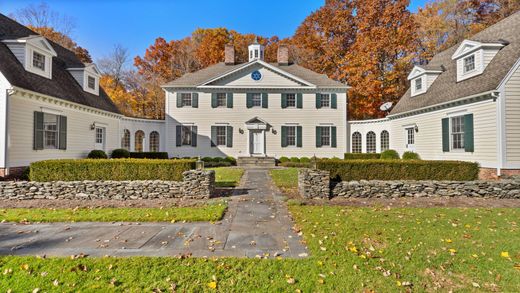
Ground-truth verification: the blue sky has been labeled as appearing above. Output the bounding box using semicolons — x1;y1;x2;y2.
0;0;429;62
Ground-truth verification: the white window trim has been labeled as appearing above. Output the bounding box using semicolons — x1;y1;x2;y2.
286;93;297;108
25;46;52;79
180;93;193;107
284;125;298;148
411;75;426;96
449;115;466;152
456;50;484;82
251;93;263;107
319;125;332;148
319;93;331;108
463;54;476;74
216;93;227;107
215;125;228;146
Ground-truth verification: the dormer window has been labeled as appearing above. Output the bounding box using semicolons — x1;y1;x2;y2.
2;35;57;80
407;65;443;97
67;64;100;95
87;75;96;90
415;78;422;91
452;40;506;82
32;51;46;71
463;55;475;73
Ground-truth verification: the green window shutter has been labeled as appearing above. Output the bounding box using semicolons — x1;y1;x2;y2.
210;126;217;147
331;93;337;109
281;126;287;147
316;93;322;109
227;93;233;108
442;118;450;152
331;126;337;148
176;93;182;108
246;93;253;108
191;126;197;147
58;115;67;150
262;93;268;108
176;125;182;147
297;93;303;109
316;126;322;147
33;111;44;150
227;126;233;148
297;126;302;147
281;93;287;109
211;93;217;108
464;114;474;152
192;93;199;108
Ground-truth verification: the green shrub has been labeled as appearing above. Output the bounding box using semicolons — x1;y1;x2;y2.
380;149;400;160
344;153;381;160
29;159;196;182
317;160;479;181
279;157;290;163
402;151;421;160
290;157;300;163
87;150;108;159
280;162;311;168
204;161;232;168
299;157;311;163
111;149;130;159
129;152;169;159
202;157;213;162
224;156;237;166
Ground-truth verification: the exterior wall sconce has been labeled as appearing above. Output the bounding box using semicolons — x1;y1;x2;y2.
239;128;244;134
272;129;277;135
414;125;419;133
90;123;96;130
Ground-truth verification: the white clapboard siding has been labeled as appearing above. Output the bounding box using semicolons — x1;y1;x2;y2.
505;63;520;164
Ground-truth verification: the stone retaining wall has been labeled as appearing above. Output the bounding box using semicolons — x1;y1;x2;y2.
298;168;330;199
0;170;215;200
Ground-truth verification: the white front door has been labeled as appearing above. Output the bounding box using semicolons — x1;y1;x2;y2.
250;130;265;155
405;127;415;152
94;127;106;151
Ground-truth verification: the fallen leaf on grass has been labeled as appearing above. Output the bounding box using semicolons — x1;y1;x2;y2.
207;281;217;289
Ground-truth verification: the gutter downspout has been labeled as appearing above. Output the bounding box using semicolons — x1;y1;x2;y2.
4;88;12;176
495;89;504;177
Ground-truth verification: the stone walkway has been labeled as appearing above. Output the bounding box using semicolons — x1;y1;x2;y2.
0;169;308;258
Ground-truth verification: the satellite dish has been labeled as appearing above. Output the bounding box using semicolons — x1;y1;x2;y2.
380;102;393;112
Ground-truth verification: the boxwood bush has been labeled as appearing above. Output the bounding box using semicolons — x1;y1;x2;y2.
29;159;196;182
402;151;421;160
201;156;236;167
344;153;381;160
280;162;311;168
278;157;290;163
380;149;400;160
111;148;130;159
317;159;479;181
129;152;169;159
87;150;108;159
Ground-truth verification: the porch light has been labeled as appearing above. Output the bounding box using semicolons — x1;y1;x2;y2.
272;129;277;135
239;128;244;134
414;125;419;133
90;123;96;130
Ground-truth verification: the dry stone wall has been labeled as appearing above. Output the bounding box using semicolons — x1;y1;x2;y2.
298;168;330;199
0;170;215;200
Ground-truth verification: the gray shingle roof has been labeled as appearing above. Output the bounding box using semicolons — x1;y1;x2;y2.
391;11;520;116
163;61;348;88
0;14;121;114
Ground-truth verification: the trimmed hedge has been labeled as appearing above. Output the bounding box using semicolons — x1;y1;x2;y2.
87;150;108;159
402;151;421;160
111;149;130;159
201;156;236;167
280;162;311;168
129;152;169;159
344;153;381;160
317;159;479;181
380;149;400;160
29;159;196;182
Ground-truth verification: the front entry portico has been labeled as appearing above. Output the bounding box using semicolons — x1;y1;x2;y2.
245;117;269;157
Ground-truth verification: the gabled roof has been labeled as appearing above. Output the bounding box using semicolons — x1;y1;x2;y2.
0;13;121;114
163;60;348;89
407;65;443;80
391;11;520;116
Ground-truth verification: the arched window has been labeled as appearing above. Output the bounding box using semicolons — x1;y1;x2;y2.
366;131;376;153
149;131;160;152
352;132;362;153
121;129;130;150
135;130;144;152
381;130;389;152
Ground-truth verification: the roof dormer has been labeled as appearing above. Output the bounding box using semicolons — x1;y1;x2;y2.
407;65;443;97
452;39;506;82
67;64;101;96
2;35;57;79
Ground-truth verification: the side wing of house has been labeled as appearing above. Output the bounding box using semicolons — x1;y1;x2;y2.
503;58;520;170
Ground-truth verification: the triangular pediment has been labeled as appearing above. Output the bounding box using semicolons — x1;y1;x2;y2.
245;116;269;125
26;35;57;57
200;60;315;88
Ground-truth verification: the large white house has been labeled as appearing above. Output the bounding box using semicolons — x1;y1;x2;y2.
349;11;520;178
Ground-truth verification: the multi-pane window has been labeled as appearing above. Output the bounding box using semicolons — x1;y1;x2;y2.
451;116;465;150
366;131;376;153
216;93;227;107
181;126;193;145
88;76;96;90
95;127;104;144
320;94;330;108
463;55;475;73
252;93;262;107
381;130;390;151
149;131;160;152
135;130;144;152
352;132;362;153
121;129;130;150
286;126;296;146
32;51;46;71
216;126;227;146
181;93;192;107
320;126;331;146
406;127;415;146
43;113;58;149
286;94;296;108
415;78;422;91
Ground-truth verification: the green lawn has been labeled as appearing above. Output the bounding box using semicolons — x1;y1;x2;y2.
209;167;244;187
0;203;227;223
2;206;518;291
269;168;298;188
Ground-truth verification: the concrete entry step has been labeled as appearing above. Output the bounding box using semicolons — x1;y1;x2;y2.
237;156;276;168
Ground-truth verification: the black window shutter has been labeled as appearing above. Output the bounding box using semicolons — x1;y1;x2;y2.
262;93;268;108
191;126;197;147
192;93;199;108
297;126;302;147
281;93;287;109
281;126;287;147
58;115;67;150
33;111;44;150
210;126;217;147
331;126;337;148
316;126;322;147
211;93;217;108
442;118;449;152
297;93;303;109
331;93;337;109
227;93;233;108
226;126;233;148
246;93;253;108
176;93;182;108
176;125;182;147
464;114;474;152
316;93;322;109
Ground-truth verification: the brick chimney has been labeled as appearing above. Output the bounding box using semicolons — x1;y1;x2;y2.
277;45;289;66
225;44;235;65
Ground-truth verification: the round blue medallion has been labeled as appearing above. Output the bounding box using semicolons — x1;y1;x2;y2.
251;70;262;81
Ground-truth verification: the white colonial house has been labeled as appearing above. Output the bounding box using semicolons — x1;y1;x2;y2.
162;39;349;161
349;12;520;178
